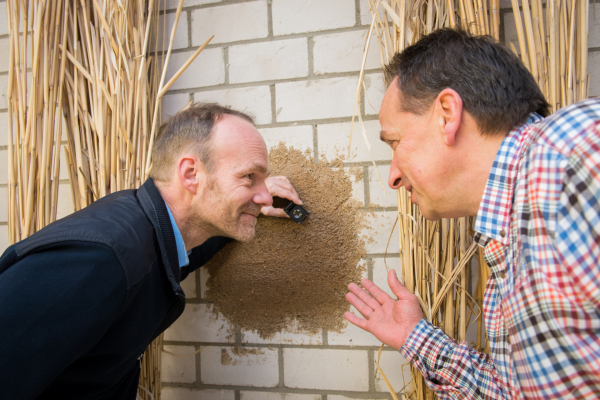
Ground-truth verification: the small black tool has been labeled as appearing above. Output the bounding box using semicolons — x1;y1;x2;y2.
272;196;309;224
284;202;309;224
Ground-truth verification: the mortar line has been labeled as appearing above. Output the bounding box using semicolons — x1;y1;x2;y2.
322;328;328;345
186;10;192;48
235;326;242;345
270;84;277;124
312;124;319;163
322;394;327;400
307;36;315;77
224;46;230;84
355;0;362;26
368;348;376;392
195;342;202;385
278;346;284;387
363;165;370;208
164;340;401;351
267;0;274;38
235;390;241;400
367;257;374;282
196;267;202;300
161;382;393;398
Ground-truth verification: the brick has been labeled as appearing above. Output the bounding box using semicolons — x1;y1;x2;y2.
499;0;512;9
328;311;383;347
161;345;197;383
0;187;5;222
369;165;398;208
344;166;365;205
242;319;322;345
241;392;321;400
0;149;6;184
276;76;356;122
589;51;600;97
272;0;356;36
195;85;272;124
313;29;381;75
0;6;7;35
180;270;197;298
372;257;402;299
364;73;386;115
56;183;74;220
590;12;600;48
362;211;400;254
359;0;392;26
165;47;225;91
164;303;235;343
200;265;209;298
200;346;279;386
0;74;8;109
260;125;313;156
0;111;7;146
166;0;223;10
283;348;369;391
329;397;387;400
373;350;412;393
161;388;235;400
0;224;8;254
317;120;391;164
162;93;191;121
156;12;189;50
0;36;9;73
191;1;268;45
229;38;308;83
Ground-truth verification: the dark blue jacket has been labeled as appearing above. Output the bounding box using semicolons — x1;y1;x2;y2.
0;178;232;399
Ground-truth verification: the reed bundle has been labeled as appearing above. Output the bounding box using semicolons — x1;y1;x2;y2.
6;0;211;398
508;0;589;112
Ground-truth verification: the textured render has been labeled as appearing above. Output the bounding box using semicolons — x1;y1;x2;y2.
0;0;598;399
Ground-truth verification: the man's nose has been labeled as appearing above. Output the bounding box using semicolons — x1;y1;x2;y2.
254;182;273;207
388;162;402;190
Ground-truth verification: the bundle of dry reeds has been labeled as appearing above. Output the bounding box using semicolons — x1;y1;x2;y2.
508;0;589;112
6;1;211;399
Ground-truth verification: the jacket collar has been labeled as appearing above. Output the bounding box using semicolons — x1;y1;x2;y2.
136;178;181;286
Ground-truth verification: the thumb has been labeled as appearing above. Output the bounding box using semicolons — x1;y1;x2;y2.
388;269;410;299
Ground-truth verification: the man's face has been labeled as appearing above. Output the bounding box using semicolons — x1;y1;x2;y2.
195;115;272;241
379;79;455;221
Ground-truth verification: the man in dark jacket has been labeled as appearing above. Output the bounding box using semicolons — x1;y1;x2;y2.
0;103;301;399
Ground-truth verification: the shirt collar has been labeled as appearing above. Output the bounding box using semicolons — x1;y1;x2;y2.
164;202;189;268
474;113;544;245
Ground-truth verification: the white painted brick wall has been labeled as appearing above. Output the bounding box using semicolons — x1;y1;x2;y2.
317;120;391;163
259;125;314;156
241;392;321;400
166;0;222;10
589;52;600;97
164;303;235;343
272;0;357;36
162;388;235;400
229;38;309;83
276;76;357;122
200;346;279;386
161;345;197;383
191;1;268;45
194;85;272;124
284;348;369;391
242;320;323;345
373;350;412;393
313;30;381;75
369;165;398;208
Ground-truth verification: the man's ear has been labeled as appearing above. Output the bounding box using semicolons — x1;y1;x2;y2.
176;154;204;195
435;88;463;146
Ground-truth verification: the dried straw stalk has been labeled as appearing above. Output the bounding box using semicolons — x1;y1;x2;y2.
6;1;212;399
355;1;499;399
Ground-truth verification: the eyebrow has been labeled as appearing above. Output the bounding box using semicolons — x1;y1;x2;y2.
248;162;270;176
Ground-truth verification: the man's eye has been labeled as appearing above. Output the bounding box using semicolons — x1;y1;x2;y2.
245;174;253;180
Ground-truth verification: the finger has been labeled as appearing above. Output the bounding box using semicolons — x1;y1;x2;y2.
267;177;302;204
345;292;373;319
344;311;369;330
388;269;410;299
361;278;393;305
348;282;381;311
260;206;290;218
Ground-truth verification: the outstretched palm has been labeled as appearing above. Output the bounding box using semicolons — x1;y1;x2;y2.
345;269;424;350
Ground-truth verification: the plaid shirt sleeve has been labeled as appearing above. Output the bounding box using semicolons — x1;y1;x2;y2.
400;319;510;400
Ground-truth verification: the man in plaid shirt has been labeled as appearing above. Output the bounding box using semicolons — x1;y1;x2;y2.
345;28;600;399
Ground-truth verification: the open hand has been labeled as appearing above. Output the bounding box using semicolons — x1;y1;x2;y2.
261;176;302;218
345;269;423;350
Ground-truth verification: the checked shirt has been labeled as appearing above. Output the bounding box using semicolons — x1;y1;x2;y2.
399;98;600;399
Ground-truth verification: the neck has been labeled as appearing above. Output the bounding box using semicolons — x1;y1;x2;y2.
157;181;212;250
